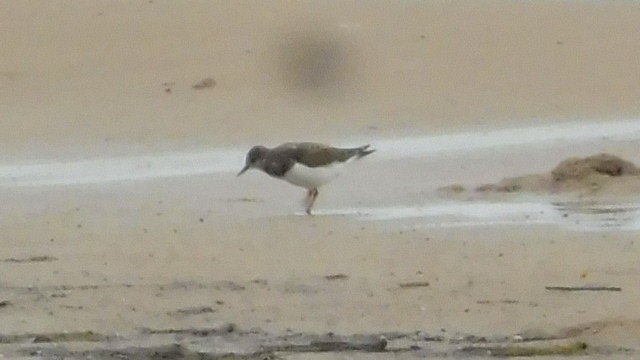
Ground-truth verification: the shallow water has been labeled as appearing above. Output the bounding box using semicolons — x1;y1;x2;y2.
2;118;640;186
315;200;640;232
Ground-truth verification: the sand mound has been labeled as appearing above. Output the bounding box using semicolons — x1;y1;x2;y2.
440;154;640;197
550;153;640;182
474;174;552;194
480;153;640;195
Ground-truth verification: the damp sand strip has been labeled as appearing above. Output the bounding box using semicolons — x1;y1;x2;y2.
545;286;622;292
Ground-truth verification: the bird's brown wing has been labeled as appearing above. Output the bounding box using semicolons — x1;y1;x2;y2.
275;142;371;168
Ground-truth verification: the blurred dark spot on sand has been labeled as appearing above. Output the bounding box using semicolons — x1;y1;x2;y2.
278;33;354;98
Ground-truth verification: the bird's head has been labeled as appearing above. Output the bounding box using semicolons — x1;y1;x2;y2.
237;145;268;176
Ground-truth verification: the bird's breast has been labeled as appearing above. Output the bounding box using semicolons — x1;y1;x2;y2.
283;162;343;189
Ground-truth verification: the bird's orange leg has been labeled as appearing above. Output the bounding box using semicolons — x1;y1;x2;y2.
306;188;319;215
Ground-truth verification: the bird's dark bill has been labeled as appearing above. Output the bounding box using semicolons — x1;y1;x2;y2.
237;165;250;176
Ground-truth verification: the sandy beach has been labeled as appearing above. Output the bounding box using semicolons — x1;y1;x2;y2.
2;1;640;359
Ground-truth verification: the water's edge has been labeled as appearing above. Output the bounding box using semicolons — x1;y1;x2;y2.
2;119;640;186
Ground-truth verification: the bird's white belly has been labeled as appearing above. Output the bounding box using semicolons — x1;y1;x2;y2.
283;163;343;189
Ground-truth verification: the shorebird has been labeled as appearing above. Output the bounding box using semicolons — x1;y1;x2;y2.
237;142;375;215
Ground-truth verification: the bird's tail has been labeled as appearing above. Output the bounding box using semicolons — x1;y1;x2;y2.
355;144;376;159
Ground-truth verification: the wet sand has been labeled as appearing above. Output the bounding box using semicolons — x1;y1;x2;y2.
2;1;640;359
2;188;640;357
2;135;640;358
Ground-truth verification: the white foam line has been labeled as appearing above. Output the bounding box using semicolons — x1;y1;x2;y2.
0;150;245;186
372;118;640;159
317;202;554;221
2;119;640;186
